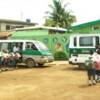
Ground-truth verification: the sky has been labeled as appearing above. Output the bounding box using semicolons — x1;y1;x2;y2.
0;0;100;25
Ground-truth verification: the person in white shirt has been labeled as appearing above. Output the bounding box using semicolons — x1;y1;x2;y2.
13;45;20;53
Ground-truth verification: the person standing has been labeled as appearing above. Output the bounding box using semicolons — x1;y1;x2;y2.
95;49;100;82
1;49;10;71
13;44;20;53
85;50;96;86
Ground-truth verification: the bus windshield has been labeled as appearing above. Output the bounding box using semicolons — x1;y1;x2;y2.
35;42;49;51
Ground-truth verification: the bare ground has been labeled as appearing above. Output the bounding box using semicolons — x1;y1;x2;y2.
0;63;99;100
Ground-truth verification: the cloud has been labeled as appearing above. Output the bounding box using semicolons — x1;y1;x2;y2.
0;0;100;25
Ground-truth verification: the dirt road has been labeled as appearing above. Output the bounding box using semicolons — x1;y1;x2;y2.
0;62;100;100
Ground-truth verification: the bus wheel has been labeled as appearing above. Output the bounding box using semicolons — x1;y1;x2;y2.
26;59;35;68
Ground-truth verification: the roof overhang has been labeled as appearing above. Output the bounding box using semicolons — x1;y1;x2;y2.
0;32;12;38
15;25;67;32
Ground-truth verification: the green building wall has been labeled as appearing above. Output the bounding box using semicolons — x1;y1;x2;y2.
11;29;70;57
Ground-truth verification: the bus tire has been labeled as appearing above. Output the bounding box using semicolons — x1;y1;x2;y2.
26;59;36;68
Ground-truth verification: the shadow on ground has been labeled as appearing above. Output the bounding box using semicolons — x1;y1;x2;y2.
15;64;51;69
62;65;86;72
0;64;52;73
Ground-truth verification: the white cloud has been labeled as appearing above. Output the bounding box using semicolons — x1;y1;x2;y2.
0;0;52;24
68;0;100;24
0;0;100;25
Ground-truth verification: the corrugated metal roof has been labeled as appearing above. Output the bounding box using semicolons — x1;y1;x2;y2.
0;32;11;38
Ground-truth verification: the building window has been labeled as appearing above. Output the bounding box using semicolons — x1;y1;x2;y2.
6;25;10;30
49;30;65;34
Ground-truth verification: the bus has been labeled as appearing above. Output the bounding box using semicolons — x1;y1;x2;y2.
69;34;100;68
0;40;54;67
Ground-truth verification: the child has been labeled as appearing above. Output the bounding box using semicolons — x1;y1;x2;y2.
95;49;100;82
85;50;96;86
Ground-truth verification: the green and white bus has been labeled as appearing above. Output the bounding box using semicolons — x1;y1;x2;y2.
0;40;54;67
69;34;100;67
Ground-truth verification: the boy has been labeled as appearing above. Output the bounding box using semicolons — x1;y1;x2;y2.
85;51;96;86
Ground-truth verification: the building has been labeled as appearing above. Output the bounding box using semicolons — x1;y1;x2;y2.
11;26;69;55
71;19;100;33
0;19;36;32
0;19;36;39
10;19;100;58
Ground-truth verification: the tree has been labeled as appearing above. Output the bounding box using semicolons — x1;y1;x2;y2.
44;0;76;28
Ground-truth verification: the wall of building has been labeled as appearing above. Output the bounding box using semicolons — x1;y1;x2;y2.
0;22;34;32
11;29;70;56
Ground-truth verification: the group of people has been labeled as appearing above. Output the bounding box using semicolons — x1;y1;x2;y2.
85;49;100;86
0;45;21;71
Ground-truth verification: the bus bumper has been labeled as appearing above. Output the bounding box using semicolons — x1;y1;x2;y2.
39;56;54;63
69;61;78;65
69;57;85;65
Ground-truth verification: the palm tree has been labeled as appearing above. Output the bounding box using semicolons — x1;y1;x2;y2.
44;0;76;28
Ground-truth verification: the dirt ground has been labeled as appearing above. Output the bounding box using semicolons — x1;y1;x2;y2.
0;62;100;100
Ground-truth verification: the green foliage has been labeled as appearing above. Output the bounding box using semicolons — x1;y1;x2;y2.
54;51;68;60
44;19;55;27
45;0;76;28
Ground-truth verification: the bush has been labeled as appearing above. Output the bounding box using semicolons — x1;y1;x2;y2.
54;51;68;60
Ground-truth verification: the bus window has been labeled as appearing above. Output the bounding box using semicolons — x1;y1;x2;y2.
26;42;31;49
8;43;13;52
18;42;23;51
0;43;2;50
1;43;8;50
26;42;37;50
10;42;23;52
35;41;49;51
31;44;37;50
79;37;93;46
74;37;77;47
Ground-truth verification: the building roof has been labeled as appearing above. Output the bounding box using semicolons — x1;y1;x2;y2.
0;19;36;25
71;19;100;29
15;25;67;32
0;32;11;38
